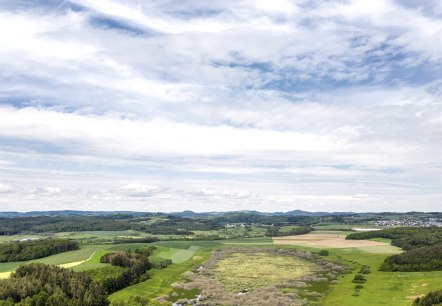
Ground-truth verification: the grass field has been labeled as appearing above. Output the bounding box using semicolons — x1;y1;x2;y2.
321;248;442;306
0;242;159;274
0;244;109;272
108;242;214;304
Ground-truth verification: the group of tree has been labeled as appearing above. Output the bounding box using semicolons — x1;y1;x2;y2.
380;244;442;272
413;289;442;306
265;226;312;237
113;236;159;244
0;263;108;305
90;246;170;294
0;239;79;262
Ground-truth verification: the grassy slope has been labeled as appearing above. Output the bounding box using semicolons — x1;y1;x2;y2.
322;248;442;306
0;243;157;273
108;241;217;304
0;244;108;272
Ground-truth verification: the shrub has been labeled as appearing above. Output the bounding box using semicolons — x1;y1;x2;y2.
352;274;366;283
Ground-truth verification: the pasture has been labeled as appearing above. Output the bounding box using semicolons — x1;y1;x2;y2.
322;248;442;306
266;232;439;305
108;242;213;304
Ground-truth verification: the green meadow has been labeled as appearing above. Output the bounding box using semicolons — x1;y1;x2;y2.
108;241;215;304
322;248;442;306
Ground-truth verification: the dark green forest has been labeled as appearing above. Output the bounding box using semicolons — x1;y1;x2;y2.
0;263;108;306
0;239;79;262
265;226;312;237
380;244;442;272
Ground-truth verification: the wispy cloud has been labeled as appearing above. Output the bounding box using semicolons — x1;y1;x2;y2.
0;0;441;211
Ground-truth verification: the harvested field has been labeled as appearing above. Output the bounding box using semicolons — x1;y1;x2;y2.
273;233;389;249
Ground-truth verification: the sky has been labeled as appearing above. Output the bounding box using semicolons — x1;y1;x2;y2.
0;0;441;213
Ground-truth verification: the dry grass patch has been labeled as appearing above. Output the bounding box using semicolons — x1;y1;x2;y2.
215;252;313;292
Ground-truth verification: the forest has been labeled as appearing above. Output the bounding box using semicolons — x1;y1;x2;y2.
0;263;108;305
380;244;442;271
264;225;312;237
0;239;79;262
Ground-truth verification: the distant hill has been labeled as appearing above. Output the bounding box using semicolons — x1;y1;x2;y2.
169;209;354;218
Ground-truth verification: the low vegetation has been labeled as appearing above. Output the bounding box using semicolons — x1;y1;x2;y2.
172;248;345;305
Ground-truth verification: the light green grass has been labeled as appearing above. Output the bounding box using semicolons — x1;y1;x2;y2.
108;247;212;304
0;244;108;272
0;243;158;273
155;245;200;264
72;250;112;271
307;247;442;306
221;237;273;244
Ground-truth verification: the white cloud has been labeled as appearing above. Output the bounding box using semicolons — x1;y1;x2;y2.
0;183;13;194
118;184;161;197
32;186;62;195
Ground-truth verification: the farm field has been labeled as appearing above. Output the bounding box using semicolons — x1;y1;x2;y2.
273;232;401;252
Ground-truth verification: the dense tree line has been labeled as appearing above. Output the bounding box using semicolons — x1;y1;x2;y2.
414;289;442;306
380;244;442;271
0;239;79;262
113;236;159;244
346;227;442;250
0;263;107;305
265;226;312;237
